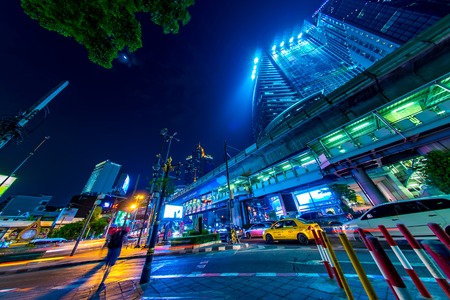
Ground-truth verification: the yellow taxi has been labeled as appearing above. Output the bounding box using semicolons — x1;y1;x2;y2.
263;218;321;245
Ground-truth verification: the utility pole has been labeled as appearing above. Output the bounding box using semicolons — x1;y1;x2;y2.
224;141;234;225
70;194;104;256
141;158;181;284
0;81;69;150
0;136;50;188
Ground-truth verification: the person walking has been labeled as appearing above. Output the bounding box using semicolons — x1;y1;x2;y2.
98;227;128;288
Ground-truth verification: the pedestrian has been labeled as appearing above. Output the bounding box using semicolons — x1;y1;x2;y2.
98;227;128;288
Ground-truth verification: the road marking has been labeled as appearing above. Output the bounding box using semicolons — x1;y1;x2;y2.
287;259;427;268
150;272;438;282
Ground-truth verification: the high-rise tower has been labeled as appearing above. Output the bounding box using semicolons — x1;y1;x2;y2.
251;0;449;140
184;144;215;185
81;160;122;196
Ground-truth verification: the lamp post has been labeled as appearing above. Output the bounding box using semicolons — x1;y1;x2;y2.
140;156;182;284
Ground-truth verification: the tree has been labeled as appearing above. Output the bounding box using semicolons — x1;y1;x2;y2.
20;0;195;68
328;184;357;213
49;221;83;240
421;150;450;194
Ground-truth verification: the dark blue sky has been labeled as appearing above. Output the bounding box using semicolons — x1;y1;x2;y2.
0;1;320;206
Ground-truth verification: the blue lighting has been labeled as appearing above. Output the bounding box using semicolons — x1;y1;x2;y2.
272;45;276;51
251;74;256;80
253;65;257;70
298;33;303;39
254;57;259;64
289;37;294;43
280;41;285;47
103;202;111;208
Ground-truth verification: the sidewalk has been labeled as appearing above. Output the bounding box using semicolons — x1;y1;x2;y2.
1;242;449;300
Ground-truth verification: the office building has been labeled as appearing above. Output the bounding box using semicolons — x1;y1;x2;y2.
184;143;215;185
252;0;449;140
0;195;51;217
81;160;121;196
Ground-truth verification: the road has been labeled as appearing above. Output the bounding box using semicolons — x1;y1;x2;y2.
0;238;442;299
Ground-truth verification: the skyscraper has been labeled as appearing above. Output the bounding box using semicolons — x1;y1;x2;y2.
184;143;215;185
81;160;122;196
252;0;449;140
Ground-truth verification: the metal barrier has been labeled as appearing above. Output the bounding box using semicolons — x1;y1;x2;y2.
427;223;450;249
311;228;334;279
319;231;354;299
378;225;431;299
338;233;377;300
397;224;450;298
310;224;450;299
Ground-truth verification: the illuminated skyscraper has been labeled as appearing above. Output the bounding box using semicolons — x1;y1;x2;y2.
184;144;215;185
252;0;449;140
81;160;122;196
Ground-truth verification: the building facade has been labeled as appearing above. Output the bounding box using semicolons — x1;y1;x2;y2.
81;160;122;196
252;0;449;140
184;144;215;185
0;194;52;217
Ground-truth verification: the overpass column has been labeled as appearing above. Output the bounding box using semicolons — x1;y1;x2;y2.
351;168;389;205
231;198;242;227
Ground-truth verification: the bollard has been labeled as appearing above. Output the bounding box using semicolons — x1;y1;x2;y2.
421;240;450;279
356;228;396;296
366;236;413;300
397;224;450;298
378;225;432;299
339;233;378;300
319;231;354;300
311;228;334;279
318;230;343;288
427;223;450;249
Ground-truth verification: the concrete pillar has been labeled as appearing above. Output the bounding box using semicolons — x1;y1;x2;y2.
232;198;243;227
351;168;389;205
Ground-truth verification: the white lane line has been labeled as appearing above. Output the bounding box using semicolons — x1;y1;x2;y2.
150;272;438;282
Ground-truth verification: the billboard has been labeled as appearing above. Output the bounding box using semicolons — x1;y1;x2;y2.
163;205;183;219
0;174;17;197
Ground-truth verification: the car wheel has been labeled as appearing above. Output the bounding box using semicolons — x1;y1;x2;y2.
246;232;251;239
265;234;274;244
297;233;309;245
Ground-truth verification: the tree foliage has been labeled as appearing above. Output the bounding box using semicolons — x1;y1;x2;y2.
421;150;450;194
20;0;195;68
328;184;357;213
328;184;357;202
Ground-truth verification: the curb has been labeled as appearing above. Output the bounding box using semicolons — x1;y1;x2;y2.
0;243;249;275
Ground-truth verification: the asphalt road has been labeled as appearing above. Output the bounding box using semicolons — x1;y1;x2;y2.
0;238;439;299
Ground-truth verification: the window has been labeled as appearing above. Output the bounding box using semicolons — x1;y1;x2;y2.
392;201;421;215
284;220;296;227
418;199;450;211
361;204;397;220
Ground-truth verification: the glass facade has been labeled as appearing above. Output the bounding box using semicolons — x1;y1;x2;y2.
294;188;343;215
252;0;448;140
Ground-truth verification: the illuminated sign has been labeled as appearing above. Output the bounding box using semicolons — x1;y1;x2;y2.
163;205;183;219
0;174;17;197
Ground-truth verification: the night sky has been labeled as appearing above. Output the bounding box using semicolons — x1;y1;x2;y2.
0;1;320;206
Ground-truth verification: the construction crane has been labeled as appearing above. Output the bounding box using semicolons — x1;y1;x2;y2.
0;81;69;150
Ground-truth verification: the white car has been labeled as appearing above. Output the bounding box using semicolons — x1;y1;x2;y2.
342;196;450;241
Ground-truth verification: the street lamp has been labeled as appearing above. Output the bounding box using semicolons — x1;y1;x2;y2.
140;156;182;284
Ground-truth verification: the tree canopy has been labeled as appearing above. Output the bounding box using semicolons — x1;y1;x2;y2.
421;150;450;194
20;0;195;68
